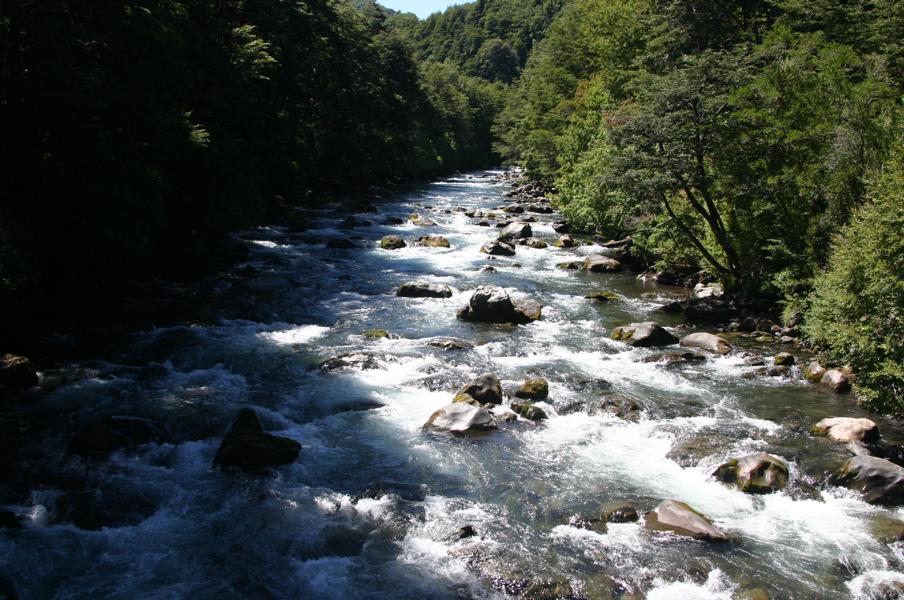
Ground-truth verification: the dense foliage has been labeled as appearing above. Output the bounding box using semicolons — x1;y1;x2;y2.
498;0;903;412
0;0;504;342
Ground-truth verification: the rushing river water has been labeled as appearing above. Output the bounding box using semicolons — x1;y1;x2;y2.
3;171;904;599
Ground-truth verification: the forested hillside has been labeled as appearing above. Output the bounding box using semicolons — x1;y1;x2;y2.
498;0;903;412
0;0;510;344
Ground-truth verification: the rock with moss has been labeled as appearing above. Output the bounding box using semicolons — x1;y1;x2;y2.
713;453;789;494
556;261;583;270
523;238;548;249
363;329;391;339
585;290;621;304
811;417;879;443
414;235;451;248
458;373;503;404
612;322;679;347
511;401;548;421
554;235;575;248
380;235;406;250
644;499;729;541
515;378;549;400
773;352;795;366
833;455;904;505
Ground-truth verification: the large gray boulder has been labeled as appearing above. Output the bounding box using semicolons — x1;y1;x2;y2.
644;500;729;541
215;409;300;470
457;286;542;325
480;239;516;256
811;417;879;443
611;322;679;347
583;255;622;273
498;222;532;241
680;332;732;355
424;402;497;434
713;453;789;494
834;456;904;505
397;282;453;298
458;373;503;405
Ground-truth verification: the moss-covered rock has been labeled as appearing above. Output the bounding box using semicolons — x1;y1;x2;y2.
515;377;549;400
380;235;406;250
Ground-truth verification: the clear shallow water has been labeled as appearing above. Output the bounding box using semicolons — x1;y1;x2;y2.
3;171;903;599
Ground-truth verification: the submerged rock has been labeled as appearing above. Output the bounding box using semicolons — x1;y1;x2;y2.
612;322;679;347
585;290;621;304
319;352;380;371
713;453;789;494
680;332;732;355
644;499;729;541
511;401;548;421
515;378;549;401
397;282;453;298
457;287;542;325
414;235;451;248
423;402;497;434
380;235;406;250
427;337;475;351
480;239;516;256
583;255;622;273
459;373;503;405
834;456;904;505
811;417;879;443
70;416;168;455
603;503;639;523
0;353;38;388
214;408;300;470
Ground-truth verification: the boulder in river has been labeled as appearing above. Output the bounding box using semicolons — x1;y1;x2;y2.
501;204;525;214
644;499;729;541
70;416;168;455
397;282;453;298
554;235;575;248
811;417;879;443
833;456;904;505
457;286;542;325
498;222;532;240
804;361;827;383
319;352;380;371
380;235;406;250
680;332;732;355
612;322;679;347
0;353;38;388
713;453;789;494
583;255;622;273
458;373;503;404
773;352;795;366
603;503;639;523
408;213;437;226
423;402;497;434
414;235;451;248
585;290;621;304
511;401;548;421
526;203;554;214
821;369;851;393
363;329;391;339
480;239;516;256
515;378;549;401
523;238;548;249
556;261;583;270
552;221;570;234
214;408;301;470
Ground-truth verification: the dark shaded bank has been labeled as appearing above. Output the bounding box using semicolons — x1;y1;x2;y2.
0;0;505;354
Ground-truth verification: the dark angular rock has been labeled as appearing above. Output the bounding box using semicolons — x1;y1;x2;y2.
214;408;300;470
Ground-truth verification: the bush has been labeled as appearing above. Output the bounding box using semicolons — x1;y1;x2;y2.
803;144;904;413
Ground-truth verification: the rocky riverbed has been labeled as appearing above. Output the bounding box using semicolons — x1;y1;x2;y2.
1;170;903;599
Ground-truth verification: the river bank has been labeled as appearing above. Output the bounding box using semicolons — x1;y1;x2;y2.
1;170;903;599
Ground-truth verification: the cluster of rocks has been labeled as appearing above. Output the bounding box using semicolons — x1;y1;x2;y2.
380;234;452;250
423;374;552;435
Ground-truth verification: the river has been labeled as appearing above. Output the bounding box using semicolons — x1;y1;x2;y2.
2;171;902;599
